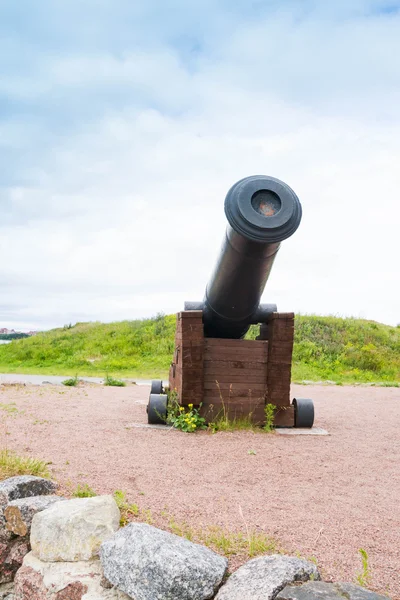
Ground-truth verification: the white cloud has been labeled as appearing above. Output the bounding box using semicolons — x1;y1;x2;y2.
1;1;399;329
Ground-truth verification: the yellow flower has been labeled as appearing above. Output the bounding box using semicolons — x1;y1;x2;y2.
179;407;184;412
188;403;193;409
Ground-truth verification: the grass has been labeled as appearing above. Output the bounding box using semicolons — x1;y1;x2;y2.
62;375;80;387
72;483;97;498
113;490;139;526
0;313;398;385
0;449;50;479
356;548;371;587
104;375;126;387
111;490;279;560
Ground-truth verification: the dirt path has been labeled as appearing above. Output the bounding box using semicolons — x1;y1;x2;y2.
0;383;399;598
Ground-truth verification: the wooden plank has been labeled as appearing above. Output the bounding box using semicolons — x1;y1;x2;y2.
204;381;266;391
204;360;266;372
176;324;204;337
267;364;292;379
268;312;295;320
178;311;203;320
203;390;266;401
204;347;268;362
205;339;267;349
270;341;294;355
274;406;295;427
174;338;204;349
204;373;266;384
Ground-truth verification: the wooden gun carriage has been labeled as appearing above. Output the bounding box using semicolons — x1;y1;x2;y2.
147;175;314;429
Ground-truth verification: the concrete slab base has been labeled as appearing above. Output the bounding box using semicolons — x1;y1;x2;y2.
275;427;329;435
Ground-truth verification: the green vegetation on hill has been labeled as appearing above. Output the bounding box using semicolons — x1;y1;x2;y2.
0;333;29;341
0;314;398;385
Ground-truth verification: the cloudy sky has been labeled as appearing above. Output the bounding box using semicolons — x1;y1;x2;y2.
1;0;399;331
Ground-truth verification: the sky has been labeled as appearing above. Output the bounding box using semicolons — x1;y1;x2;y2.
1;0;399;331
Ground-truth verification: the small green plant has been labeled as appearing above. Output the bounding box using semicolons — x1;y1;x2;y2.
168;516;194;541
72;483;97;498
356;548;371;587
62;375;79;387
113;490;139;526
167;392;206;432
263;403;276;432
248;449;257;455
104;375;126;387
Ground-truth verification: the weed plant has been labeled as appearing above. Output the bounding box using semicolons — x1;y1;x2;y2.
62;375;79;387
167;391;206;432
356;548;371;587
104;375;126;387
72;483;97;498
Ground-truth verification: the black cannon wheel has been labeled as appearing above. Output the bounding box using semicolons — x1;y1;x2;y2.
150;380;163;395
293;398;315;428
147;393;168;425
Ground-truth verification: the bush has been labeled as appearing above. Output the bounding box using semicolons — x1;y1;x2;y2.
104;375;126;387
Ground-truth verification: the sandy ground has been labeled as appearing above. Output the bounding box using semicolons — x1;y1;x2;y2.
0;382;399;598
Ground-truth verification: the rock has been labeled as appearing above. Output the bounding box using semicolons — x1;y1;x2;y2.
0;520;13;545
14;552;130;599
0;539;29;584
215;555;320;600
0;478;57;508
276;581;391;600
31;496;120;562
5;497;64;537
100;522;228;600
0;582;15;599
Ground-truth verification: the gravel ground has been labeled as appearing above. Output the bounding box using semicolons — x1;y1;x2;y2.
0;382;399;598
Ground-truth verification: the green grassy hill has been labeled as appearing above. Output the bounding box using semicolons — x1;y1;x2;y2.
0;314;399;385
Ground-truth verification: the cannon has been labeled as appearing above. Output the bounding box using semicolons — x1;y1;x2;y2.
147;175;315;429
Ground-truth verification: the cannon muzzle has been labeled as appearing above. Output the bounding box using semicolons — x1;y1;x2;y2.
185;175;302;339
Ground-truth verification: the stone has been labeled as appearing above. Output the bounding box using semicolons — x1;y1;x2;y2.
5;496;64;537
0;582;15;599
100;522;228;600
276;581;391;600
14;552;130;599
30;496;120;562
0;478;57;508
215;555;320;600
0;539;29;584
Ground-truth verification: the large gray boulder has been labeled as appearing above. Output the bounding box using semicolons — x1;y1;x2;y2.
31;496;120;562
215;555;320;600
100;522;228;600
0;478;57;508
276;580;391;600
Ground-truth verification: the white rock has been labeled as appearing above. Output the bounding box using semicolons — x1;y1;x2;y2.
14;552;130;599
30;496;120;562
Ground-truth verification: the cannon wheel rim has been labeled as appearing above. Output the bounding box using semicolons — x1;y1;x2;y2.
150;380;163;395
147;393;168;425
293;398;315;428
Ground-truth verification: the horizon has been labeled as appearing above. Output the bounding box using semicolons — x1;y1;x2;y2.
1;1;399;330
1;311;399;335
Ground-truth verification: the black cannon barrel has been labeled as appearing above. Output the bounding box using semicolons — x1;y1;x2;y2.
189;175;302;339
